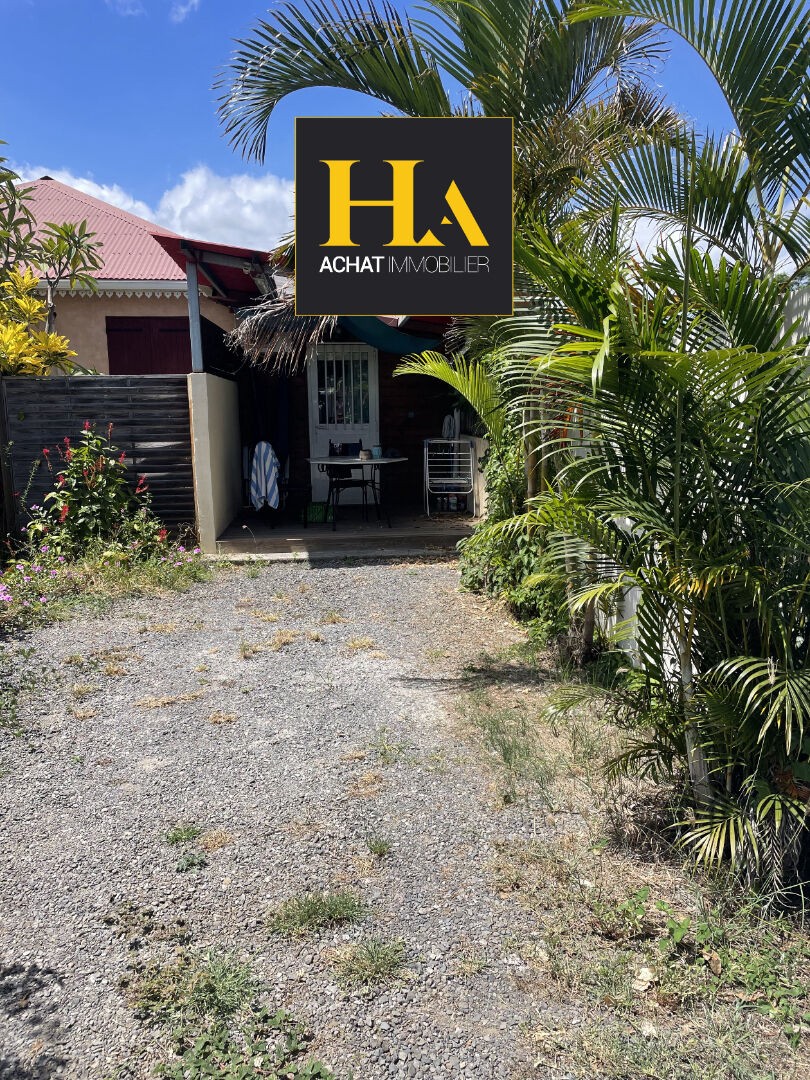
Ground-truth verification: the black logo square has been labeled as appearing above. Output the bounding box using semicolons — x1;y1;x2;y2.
294;117;513;317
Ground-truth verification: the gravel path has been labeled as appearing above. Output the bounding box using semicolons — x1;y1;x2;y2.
0;560;547;1080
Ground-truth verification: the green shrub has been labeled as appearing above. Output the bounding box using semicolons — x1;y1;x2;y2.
459;524;568;643
25;422;169;557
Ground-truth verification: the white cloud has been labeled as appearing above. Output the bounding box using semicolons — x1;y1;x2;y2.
105;0;145;14
170;0;200;23
14;165;155;220
12;162;294;252
155;166;294;249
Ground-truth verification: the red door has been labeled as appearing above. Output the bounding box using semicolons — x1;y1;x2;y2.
106;316;192;374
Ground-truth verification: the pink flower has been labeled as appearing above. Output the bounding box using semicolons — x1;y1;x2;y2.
57;556;65;563
40;545;49;553
39;596;47;604
177;545;185;553
193;547;201;555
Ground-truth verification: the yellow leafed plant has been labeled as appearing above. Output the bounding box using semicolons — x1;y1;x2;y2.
0;268;77;374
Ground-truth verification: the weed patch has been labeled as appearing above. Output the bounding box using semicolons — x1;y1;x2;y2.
347;636;375;650
321;610;347;625
208;711;238;725
268;891;366;936
368;727;409;765
155;1007;338;1079
345;770;384;799
137;690;204;709
462;690;556;805
330;938;405;986
240;630;299;658
124;949;255;1025
166;824;203;846
366;834;391;858
199;829;234;852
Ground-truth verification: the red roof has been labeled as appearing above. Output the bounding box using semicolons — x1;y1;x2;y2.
24;177;187;282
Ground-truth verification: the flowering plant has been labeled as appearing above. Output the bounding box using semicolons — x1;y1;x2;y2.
26;422;167;557
0;541;204;628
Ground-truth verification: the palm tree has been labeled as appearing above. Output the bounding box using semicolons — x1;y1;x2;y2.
499;214;810;887
217;0;680;226
570;0;810;276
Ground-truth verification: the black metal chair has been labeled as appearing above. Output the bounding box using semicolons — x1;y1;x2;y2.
324;441;380;530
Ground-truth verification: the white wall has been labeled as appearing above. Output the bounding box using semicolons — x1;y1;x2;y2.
188;373;242;553
785;284;810;345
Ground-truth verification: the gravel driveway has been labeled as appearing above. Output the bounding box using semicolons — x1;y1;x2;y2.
1;560;545;1080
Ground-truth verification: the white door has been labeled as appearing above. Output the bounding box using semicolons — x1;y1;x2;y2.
307;342;379;501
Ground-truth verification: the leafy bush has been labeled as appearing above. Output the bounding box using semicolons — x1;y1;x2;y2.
459;523;567;643
478;427;526;521
25;422;169;557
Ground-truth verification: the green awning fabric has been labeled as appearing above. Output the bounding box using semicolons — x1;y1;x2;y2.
338;316;438;355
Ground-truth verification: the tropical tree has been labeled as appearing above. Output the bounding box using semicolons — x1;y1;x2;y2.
0;152;102;337
217;0;680;226
570;0;810;277
500;216;810;891
0;268;78;375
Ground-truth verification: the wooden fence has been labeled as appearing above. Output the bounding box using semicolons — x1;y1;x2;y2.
0;375;195;534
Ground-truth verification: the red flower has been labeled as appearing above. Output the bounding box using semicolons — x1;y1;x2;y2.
57;473;65;487
135;474;148;494
118;452;126;463
59;504;69;522
83;420;91;431
64;437;70;447
42;447;49;456
158;528;168;542
65;448;72;461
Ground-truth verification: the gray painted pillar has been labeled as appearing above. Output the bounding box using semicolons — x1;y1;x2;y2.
186;259;204;373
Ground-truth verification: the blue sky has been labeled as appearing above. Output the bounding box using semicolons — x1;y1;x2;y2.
1;0;734;248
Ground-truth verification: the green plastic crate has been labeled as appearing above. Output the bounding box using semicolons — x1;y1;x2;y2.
304;501;334;524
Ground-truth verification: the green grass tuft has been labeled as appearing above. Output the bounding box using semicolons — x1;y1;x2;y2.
268;891;366;936
165;823;203;846
331;937;406;985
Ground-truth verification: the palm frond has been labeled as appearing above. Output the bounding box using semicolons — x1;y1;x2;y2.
571;0;810;201
216;0;450;160
394;350;507;446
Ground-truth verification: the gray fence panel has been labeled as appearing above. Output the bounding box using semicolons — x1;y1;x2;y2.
0;375;195;532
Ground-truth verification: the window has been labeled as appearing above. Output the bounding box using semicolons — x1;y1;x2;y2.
316;346;370;426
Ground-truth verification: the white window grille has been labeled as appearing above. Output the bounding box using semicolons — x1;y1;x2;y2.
316;347;370;426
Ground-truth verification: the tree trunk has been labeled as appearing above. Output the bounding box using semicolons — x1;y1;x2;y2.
678;629;713;806
525;405;540;501
45;283;56;334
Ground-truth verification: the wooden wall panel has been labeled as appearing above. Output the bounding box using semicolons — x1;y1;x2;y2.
0;375;195;532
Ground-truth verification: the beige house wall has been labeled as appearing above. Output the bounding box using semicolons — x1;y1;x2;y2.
53;292;235;373
188;372;242;553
